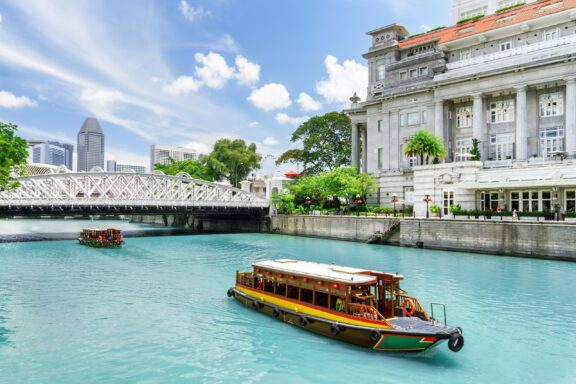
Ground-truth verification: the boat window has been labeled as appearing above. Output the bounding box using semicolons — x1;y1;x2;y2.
264;279;274;293
315;291;329;308
276;282;286;296
330;295;345;312
287;285;299;300
300;288;313;304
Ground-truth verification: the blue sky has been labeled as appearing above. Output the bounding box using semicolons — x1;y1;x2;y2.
0;0;451;173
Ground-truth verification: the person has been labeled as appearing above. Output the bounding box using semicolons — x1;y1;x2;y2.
512;209;518;221
335;297;344;312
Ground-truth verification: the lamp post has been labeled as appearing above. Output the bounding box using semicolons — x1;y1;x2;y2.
235;162;244;188
391;193;398;217
423;192;432;219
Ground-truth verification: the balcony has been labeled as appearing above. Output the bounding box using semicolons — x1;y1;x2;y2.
438;34;576;80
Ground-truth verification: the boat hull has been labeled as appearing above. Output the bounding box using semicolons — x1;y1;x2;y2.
78;239;123;248
230;286;459;352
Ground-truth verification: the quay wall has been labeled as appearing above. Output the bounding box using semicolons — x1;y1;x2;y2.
271;215;576;261
131;214;270;233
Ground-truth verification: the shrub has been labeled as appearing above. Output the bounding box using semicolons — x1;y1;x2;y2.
429;203;441;214
495;2;526;13
456;14;484;24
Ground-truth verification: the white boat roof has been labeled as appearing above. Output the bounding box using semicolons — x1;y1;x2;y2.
253;259;378;284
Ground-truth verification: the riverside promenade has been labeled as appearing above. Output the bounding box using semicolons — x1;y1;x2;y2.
271;214;576;261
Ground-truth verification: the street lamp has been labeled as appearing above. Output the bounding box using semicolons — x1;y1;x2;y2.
235;162;244;187
391;193;398;217
423;192;432;219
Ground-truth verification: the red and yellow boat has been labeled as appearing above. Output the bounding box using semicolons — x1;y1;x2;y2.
78;228;124;248
228;259;464;353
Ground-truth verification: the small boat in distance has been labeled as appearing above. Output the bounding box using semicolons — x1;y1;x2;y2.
228;259;464;353
78;228;124;248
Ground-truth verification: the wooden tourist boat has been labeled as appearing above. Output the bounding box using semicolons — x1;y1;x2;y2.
228;259;464;353
78;228;124;248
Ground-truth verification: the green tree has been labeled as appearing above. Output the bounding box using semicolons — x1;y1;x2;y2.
0;122;28;191
154;158;213;181
404;130;446;165
288;167;377;208
470;138;481;161
204;139;262;187
276;112;351;175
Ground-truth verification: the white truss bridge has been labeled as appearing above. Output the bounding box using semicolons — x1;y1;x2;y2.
0;171;269;216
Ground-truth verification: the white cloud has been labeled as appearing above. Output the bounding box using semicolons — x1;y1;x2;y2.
179;1;210;22
183;141;212;155
421;24;431;32
297;92;322;111
163;75;201;95
194;52;235;89
248;83;291;111
315;55;367;105
275;112;308;125
0;14;3;24
248;121;259;128
235;56;260;86
263;136;279;146
0;90;36;108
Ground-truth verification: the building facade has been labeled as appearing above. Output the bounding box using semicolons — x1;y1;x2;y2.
452;0;537;23
77;118;105;172
150;145;198;170
107;160;147;174
27;140;73;170
348;0;576;216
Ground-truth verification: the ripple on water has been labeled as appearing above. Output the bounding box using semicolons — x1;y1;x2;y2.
1;234;576;384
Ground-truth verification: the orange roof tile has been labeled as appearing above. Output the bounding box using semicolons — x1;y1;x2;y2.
399;0;576;49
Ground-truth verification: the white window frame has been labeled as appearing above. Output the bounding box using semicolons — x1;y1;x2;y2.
421;110;427;124
539;127;564;157
419;66;428;76
376;60;386;81
399;71;407;80
543;28;559;41
539;92;563;117
400;113;406;127
456;106;473;128
407;112;420;126
409;69;418;79
377;120;382;132
566;190;576;212
455;137;472;161
489;100;515;123
499;39;512;51
460;49;472;61
497;0;523;8
489;134;515;161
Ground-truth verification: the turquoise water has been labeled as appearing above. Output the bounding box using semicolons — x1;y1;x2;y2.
0;234;575;383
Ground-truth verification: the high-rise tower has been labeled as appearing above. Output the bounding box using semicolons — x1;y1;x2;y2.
77;117;105;172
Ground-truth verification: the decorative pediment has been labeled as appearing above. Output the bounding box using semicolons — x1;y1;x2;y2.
437;171;460;184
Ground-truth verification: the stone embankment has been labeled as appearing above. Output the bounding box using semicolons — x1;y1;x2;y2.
271;215;576;261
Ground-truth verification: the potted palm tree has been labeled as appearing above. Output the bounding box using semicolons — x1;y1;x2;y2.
404;130;447;165
429;203;441;218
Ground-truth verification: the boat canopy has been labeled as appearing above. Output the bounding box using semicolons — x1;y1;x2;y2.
253;259;380;284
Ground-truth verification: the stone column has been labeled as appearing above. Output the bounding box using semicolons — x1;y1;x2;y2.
361;127;368;173
515;85;528;161
473;93;485;160
565;78;576;156
435;100;445;144
352;123;359;171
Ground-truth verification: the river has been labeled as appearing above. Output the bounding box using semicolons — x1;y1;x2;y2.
0;234;574;383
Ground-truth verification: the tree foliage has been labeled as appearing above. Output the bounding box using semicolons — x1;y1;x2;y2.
0;122;28;191
287;167;377;207
404;130;446;165
276;112;351;175
154;158;213;181
204;139;262;187
470;138;481;161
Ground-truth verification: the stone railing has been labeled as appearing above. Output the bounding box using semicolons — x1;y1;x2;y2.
446;34;576;70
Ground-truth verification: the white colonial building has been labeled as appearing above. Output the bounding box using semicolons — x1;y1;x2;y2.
347;0;576;216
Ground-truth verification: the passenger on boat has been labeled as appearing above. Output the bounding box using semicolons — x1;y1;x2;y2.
335;297;344;312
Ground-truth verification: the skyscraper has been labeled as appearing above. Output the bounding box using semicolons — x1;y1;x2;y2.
27;140;74;170
150;144;198;170
77;118;105;172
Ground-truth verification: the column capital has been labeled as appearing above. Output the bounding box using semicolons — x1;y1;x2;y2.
565;78;576;85
471;92;483;99
514;84;528;92
435;99;444;106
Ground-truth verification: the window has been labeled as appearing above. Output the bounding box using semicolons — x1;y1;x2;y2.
421;110;427;124
543;28;559;41
513;190;551;212
443;191;454;216
566;191;576;212
456;106;473;128
376;60;386;81
499;39;512;51
460;49;472;61
399;71;407;80
419;66;428;76
479;191;500;211
455;137;472;161
378;120;382;132
498;0;523;8
407;112;420;125
409;69;417;78
489;100;515;123
489;134;515;160
400;113;406;127
539;93;563;117
378;148;383;169
539;127;564;157
459;7;486;19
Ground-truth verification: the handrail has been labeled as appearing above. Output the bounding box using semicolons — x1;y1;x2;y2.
397;295;430;320
347;302;385;321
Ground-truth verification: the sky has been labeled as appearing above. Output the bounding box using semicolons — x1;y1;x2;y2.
0;0;451;174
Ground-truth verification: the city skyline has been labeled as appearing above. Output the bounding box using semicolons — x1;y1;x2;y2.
0;0;450;174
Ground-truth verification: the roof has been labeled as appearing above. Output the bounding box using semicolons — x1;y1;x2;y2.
253;259;381;284
78;117;103;134
399;0;575;49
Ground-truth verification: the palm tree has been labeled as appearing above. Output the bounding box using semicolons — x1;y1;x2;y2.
404;130;446;165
